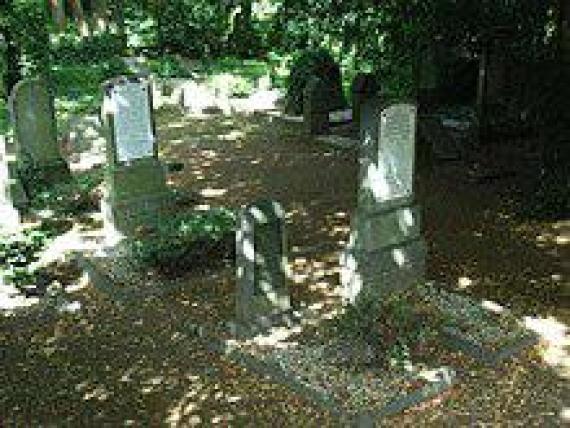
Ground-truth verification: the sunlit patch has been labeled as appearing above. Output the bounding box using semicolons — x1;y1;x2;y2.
392;248;406;266
480;299;505;314
199;188;228;198
524;316;570;378
561;408;570;422
457;276;473;290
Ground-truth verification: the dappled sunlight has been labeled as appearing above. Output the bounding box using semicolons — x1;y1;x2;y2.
199;188;228;198
524;316;570;379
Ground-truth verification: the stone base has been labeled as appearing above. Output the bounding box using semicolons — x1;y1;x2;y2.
104;158;170;234
340;238;427;304
349;204;422;251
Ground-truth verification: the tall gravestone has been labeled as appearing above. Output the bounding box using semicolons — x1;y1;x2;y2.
101;76;169;234
303;76;330;135
340;98;426;304
236;199;291;325
9;77;69;192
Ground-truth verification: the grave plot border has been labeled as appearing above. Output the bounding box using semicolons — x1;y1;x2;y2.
187;322;456;426
440;326;539;367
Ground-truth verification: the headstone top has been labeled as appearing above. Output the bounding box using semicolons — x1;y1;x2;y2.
103;76;156;164
359;100;417;207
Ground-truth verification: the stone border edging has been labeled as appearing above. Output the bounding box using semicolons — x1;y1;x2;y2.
188;321;456;427
440;326;539;366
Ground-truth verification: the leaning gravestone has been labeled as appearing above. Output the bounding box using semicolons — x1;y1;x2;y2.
340;98;426;304
8;77;69;192
303;76;330;135
101;76;169;234
235;199;291;327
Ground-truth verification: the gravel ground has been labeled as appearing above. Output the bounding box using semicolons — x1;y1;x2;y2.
1;107;568;426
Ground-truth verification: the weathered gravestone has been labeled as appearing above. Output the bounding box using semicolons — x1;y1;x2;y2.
303;76;330;135
8;77;69;192
340;98;426;304
101;76;169;234
236;199;291;326
351;72;379;128
0;134;22;231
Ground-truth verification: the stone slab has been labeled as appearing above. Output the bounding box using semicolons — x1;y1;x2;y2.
340;238;427;303
348;204;421;252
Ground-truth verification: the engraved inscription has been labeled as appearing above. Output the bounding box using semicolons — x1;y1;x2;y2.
112;81;154;162
378;104;416;198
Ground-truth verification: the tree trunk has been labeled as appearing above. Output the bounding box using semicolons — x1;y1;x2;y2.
68;0;90;37
49;0;67;30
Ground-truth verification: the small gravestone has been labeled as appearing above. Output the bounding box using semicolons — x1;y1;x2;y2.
341;99;426;304
351;72;379;127
8;77;69;192
303;76;330;135
101;76;169;234
236;199;291;326
0;134;22;231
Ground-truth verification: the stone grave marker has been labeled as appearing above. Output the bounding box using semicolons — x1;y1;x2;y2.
0;134;22;231
236;199;291;326
303;76;330;135
351;72;378;127
8;77;69;192
341;99;426;304
101;76;169;234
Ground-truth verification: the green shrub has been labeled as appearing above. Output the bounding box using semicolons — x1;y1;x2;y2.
27;169;104;217
51;32;124;65
332;291;434;368
285;48;345;115
147;55;193;78
129;208;236;276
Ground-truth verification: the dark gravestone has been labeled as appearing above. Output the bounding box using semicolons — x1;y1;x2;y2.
236;199;291;325
351;72;379;127
101;76;169;234
8;77;69;193
303;77;330;135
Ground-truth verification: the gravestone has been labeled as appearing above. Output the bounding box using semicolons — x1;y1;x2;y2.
340;98;426;304
8;77;69;192
0;134;22;232
351;72;378;127
303;76;329;135
236;199;291;325
101;76;169;234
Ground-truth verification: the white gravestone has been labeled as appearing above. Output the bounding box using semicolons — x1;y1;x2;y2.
107;80;155;162
0;134;20;231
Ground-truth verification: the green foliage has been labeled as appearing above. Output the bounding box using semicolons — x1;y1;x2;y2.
27;169;104;217
147;55;193;78
128;208;236;276
153;0;229;57
333;291;434;366
7;0;51;79
285;48;344;114
0;228;48;289
51;32;125;65
52;58;130;115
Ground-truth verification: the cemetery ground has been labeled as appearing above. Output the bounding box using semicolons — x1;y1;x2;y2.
1;107;569;425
